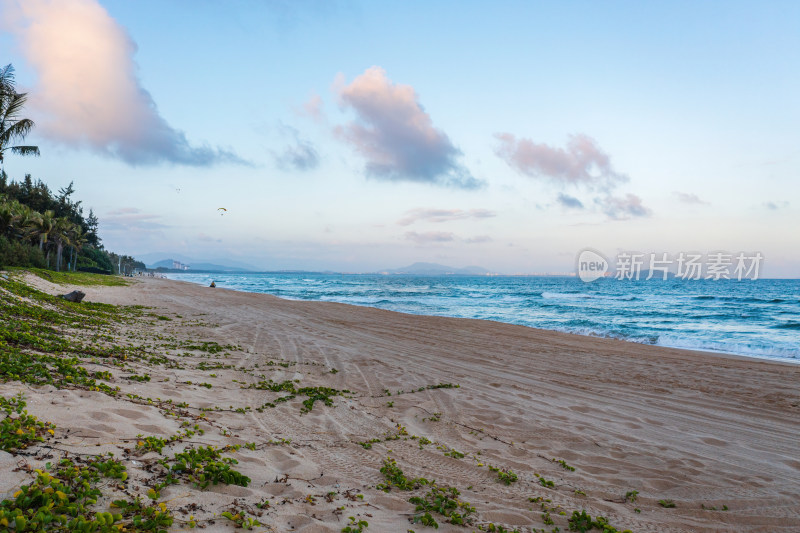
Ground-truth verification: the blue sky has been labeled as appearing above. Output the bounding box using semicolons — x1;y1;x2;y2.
1;0;798;275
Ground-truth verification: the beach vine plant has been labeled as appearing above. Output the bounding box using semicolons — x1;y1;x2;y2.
0;394;55;451
0;456;174;532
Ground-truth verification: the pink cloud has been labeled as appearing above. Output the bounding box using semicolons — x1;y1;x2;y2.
302;94;324;122
494;132;628;190
3;0;244;166
600;193;652;220
334;66;479;188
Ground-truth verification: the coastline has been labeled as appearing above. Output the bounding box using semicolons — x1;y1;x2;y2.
3;273;799;531
164;272;800;365
166;274;800;367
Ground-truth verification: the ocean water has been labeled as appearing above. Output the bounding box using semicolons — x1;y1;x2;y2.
164;273;800;363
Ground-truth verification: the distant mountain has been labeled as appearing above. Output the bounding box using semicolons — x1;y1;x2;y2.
379;262;493;276
146;257;256;272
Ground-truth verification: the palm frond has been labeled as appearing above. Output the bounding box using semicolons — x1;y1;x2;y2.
11;146;40;157
0;64;14;93
2;92;29;121
0;64;39;166
1;119;35;143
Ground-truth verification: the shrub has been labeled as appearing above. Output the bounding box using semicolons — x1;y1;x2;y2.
0;235;46;269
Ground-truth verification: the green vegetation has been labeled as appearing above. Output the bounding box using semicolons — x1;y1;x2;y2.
0;275;146;395
247;378;349;413
444;448;465;459
624;490;638;503
221;510;262;530
111;498;174;532
0;394;55;452
410;485;475;526
701;503;729;511
554;458;576;471
377;457;430;492
135;427;202;455
377;457;474;527
0;456;174;532
567;510;632;533
536;473;555;488
20;268;130;286
658;499;676;508
165;445;250;489
342;516;369;532
488;465;518;485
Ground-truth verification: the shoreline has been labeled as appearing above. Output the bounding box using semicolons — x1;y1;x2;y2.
165;274;800;368
3;273;799;532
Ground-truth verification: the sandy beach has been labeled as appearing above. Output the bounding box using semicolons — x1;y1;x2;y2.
2;274;799;532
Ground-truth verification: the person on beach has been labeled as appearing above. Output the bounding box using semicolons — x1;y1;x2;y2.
209;281;216;288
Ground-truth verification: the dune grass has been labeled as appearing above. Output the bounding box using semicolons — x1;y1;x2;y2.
6;267;130;286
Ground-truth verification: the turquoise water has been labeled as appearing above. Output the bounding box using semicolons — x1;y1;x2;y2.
165;273;800;363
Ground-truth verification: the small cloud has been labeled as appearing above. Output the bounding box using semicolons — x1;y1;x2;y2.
494;132;628;191
599;193;652;220
101;209;167;231
763;201;789;210
334;66;480;189
197;233;221;243
404;231;456;244
556;193;584;209
272;124;320;171
4;0;247;167
107;207;141;216
397;207;496;226
674;191;710;205
302;94;325;123
465;235;492;244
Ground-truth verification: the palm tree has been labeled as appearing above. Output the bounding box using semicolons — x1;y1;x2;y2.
11;202;37;242
0;199;15;237
66;224;86;271
31;209;55;251
0;64;40;172
48;217;74;272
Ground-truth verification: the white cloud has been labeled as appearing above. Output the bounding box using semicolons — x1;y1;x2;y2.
556;193;584;209
404;231;456;244
272;124;320;171
674;191;710;205
397;208;496;226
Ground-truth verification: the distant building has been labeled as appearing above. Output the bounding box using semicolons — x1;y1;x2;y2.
172;260;190;270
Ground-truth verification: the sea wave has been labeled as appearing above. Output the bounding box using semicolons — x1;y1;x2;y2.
691;295;794;304
772;321;800;330
541;292;639;301
165;272;800;364
655;336;800;361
